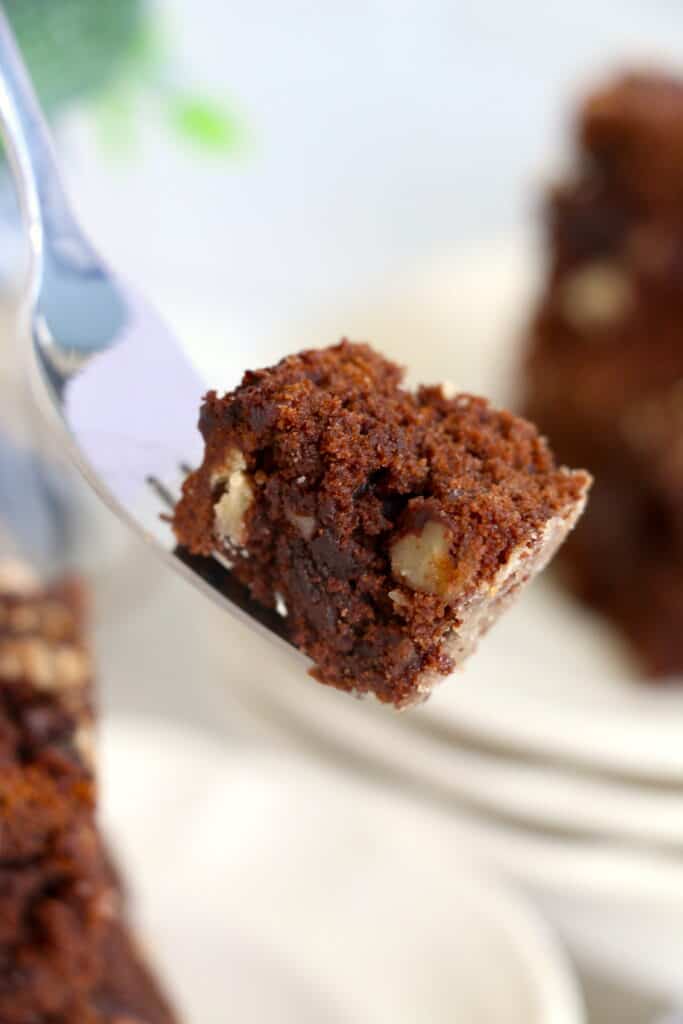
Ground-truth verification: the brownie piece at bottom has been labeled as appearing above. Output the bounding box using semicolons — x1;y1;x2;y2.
0;562;179;1024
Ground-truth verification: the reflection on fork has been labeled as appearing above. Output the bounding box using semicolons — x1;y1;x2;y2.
0;427;77;572
0;8;305;664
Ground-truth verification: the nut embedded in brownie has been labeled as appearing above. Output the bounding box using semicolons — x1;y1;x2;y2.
174;341;590;707
0;561;177;1024
523;69;683;678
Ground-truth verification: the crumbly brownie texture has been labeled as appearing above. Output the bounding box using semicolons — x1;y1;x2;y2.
523;70;683;677
174;341;590;707
0;561;177;1024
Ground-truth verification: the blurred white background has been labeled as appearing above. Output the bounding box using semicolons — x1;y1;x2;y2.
61;0;683;349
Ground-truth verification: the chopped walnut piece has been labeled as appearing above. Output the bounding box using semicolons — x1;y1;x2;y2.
211;449;254;547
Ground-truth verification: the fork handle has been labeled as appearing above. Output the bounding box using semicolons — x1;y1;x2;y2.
0;7;98;297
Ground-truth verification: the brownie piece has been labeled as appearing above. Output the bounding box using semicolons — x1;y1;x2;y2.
523;70;683;677
580;71;683;210
0;561;177;1024
558;382;683;676
174;341;590;707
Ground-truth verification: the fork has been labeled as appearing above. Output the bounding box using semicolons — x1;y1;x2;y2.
0;8;293;646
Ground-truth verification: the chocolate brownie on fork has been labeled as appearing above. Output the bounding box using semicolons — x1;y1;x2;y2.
0;560;177;1024
174;341;590;707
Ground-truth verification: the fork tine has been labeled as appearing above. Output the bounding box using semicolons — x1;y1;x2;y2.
146;475;177;511
0;7;300;659
149;472;293;635
174;545;293;643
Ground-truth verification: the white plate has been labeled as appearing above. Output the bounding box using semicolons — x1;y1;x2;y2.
223;646;683;851
169;233;683;784
100;718;583;1024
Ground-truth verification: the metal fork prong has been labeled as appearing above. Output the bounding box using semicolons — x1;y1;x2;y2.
146;475;178;512
0;12;304;668
174;545;294;644
147;472;240;580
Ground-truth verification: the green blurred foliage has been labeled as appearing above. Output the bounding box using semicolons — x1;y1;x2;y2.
167;95;246;154
5;0;144;113
4;0;247;159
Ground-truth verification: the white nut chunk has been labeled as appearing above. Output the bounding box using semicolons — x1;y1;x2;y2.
0;638;90;693
390;520;469;599
560;261;633;331
211;449;254;547
0;559;39;596
285;509;317;541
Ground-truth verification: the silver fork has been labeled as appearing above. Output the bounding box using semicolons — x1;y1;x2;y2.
0;8;293;647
